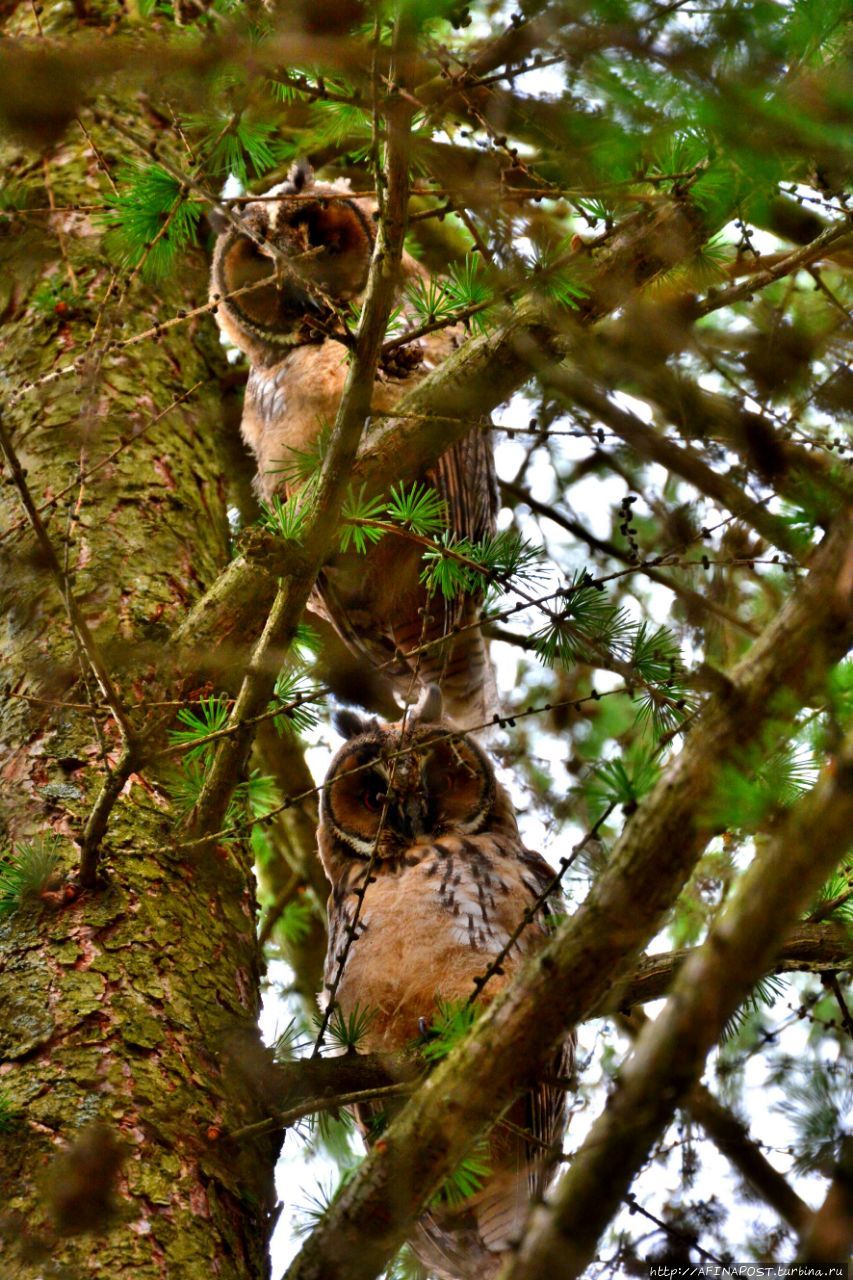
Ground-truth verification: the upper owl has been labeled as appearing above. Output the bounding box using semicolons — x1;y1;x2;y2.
210;161;377;366
209;163;498;731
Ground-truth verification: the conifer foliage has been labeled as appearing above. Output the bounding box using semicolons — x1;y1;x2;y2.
0;1;850;1279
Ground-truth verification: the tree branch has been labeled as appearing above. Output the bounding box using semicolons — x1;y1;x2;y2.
797;1137;853;1266
605;922;853;1013
499;480;759;638
506;729;853;1280
687;1082;812;1232
617;1006;812;1232
280;512;851;1280
540;365;806;559
696;222;853;317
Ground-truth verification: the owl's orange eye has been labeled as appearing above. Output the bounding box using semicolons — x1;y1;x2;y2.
361;788;386;813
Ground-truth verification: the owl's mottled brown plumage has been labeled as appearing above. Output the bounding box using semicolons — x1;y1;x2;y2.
318;689;573;1280
210;163;497;729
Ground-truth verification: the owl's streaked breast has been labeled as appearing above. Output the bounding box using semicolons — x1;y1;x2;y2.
328;834;549;1053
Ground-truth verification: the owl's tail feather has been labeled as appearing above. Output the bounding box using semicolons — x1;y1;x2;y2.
409;1143;535;1279
393;595;498;737
411;1213;504;1280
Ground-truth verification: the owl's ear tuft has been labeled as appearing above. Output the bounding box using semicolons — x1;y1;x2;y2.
333;706;376;741
408;684;443;725
209;204;231;236
285;159;313;194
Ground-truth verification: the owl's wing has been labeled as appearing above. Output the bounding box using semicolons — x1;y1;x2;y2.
312;424;499;730
417;426;499;728
430;423;498;549
412;847;573;1279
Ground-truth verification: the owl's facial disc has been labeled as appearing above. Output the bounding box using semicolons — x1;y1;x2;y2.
417;733;494;835
323;727;495;860
323;741;392;857
279;199;374;301
219;226;326;339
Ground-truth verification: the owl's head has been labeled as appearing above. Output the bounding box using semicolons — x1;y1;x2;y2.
318;687;516;877
210;161;376;361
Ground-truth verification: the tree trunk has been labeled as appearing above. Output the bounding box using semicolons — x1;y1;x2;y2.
0;25;278;1278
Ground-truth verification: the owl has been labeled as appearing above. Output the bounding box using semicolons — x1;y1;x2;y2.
210;162;497;730
318;686;573;1280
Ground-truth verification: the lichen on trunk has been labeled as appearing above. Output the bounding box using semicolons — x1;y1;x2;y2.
0;20;280;1277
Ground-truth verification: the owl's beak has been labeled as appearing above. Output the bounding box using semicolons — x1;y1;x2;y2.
390;792;430;842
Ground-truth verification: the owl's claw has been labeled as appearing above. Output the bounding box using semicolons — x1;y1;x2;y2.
418;1016;439;1042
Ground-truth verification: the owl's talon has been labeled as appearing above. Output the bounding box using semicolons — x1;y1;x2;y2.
418;1016;440;1042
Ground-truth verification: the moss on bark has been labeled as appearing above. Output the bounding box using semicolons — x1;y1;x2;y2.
0;16;279;1277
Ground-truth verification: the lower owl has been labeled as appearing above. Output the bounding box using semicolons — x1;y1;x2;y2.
318;687;572;1280
210;163;497;730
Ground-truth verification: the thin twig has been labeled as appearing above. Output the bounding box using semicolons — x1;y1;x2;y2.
225;1080;418;1145
0;410;139;886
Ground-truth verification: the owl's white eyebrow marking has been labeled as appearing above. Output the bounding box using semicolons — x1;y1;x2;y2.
330;822;376;858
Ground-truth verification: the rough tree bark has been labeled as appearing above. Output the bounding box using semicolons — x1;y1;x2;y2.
0;24;279;1280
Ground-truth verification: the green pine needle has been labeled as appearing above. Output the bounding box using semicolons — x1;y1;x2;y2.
419;998;478;1062
340;485;388;554
168;694;231;763
529;240;587;310
293;1173;355;1237
774;1059;853;1174
432;1139;491;1207
309;99;373;148
101;164;203;282
721;975;788;1042
386;483;447;538
276;897;316;946
382;1244;430;1280
311;1108;358;1166
404;275;458;327
0;837;62;918
293;622;322;660
707;743;818;835
188;108;287;183
318;1002;376;1052
271;669;325;737
421;529;542;600
446;254;495;334
167;759;207;818
809;867;853;927
259;494;313;543
268;424;332;487
271;1018;303;1062
586;750;661;818
533;575;630;668
242;771;278;819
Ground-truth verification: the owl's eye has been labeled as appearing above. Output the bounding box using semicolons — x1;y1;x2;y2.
421;737;492;832
284;200;373;300
361;778;386;812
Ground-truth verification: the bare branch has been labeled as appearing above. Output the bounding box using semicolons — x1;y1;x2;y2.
696;222;853;317
540;365;806;559
506;729;853;1280
687;1081;812;1232
500;480;760;637
797;1137;853;1266
606;922;853;1013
